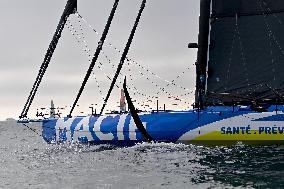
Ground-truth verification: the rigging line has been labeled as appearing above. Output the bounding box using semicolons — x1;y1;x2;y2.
220;83;264;100
225;19;238;91
68;0;120;117
126;60;194;106
69;14;155;108
89;49;151;109
67;21;150;105
97;63;120;89
133;63;192;92
136;68;190;102
98;62;119;89
97;63;150;109
172;89;195;99
116;77;150;109
257;0;277;83
67;18;116;84
76;12;191;92
76;12;118;70
93;71;105;100
126;59;195;100
66;20;89;54
127;58;192;91
258;0;284;56
76;15;92;60
259;0;283;25
66;21;104;101
66;20;92;61
129;75;156;100
22;123;42;137
123;64;165;109
130;58;191;91
128;74;155;105
20;0;77;119
127;63;180;111
75;12;115;69
86;44;157;103
169;65;194;85
127;62;157;100
100;0;147;115
257;1;284;100
137;70;191;107
235;14;251;90
69;17;114;69
68;10;122;96
264;84;284;102
155;65;195;97
66;21;107;102
138;63;195;99
67;20;123;102
100;50;115;69
116;77;150;108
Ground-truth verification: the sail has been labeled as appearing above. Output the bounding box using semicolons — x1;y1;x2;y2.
205;0;284;105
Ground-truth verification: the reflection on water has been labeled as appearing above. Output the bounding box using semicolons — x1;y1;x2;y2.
198;145;284;188
0;122;284;188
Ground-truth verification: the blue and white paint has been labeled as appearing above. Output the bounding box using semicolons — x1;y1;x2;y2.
41;105;284;145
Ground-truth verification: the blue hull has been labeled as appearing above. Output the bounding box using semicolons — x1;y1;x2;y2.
40;105;284;146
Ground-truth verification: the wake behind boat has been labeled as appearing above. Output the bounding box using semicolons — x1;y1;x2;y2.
19;0;284;146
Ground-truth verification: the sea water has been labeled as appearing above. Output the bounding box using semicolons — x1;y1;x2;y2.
0;122;283;189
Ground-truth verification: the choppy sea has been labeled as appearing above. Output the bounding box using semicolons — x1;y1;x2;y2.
1;122;284;189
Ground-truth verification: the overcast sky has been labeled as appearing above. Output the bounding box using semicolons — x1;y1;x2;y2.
0;0;200;120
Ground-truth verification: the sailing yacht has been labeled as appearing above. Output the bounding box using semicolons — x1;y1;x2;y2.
20;0;284;145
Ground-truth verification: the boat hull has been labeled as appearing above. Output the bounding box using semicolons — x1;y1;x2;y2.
41;106;284;146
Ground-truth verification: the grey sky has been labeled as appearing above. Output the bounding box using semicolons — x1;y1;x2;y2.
0;0;200;120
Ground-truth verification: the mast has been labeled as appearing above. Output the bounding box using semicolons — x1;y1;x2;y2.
195;0;211;109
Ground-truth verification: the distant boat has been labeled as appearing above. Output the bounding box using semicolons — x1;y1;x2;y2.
20;0;284;145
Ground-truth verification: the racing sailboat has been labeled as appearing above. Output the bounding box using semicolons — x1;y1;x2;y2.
19;0;284;145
